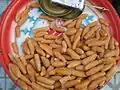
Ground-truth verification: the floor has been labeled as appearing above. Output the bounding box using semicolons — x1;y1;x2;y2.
0;0;120;90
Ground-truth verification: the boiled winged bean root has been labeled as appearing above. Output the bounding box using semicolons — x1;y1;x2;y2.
34;54;41;72
12;42;19;54
8;6;120;90
40;14;55;21
30;3;40;8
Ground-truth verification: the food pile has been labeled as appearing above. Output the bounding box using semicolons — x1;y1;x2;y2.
8;2;120;90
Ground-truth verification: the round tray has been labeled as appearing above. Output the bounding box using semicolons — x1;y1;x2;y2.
0;0;120;89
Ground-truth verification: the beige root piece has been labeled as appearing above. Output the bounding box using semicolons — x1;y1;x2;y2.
53;27;65;33
31;82;49;90
40;14;55;21
102;63;113;72
96;30;100;40
106;65;118;80
75;79;90;89
12;42;19;54
50;76;62;81
35;46;46;56
27;64;36;82
15;57;27;74
63;33;72;48
70;35;75;43
84;25;100;39
8;53;16;64
55;68;71;76
82;54;97;65
72;36;80;50
44;34;57;40
63;20;73;26
37;81;54;89
80;54;87;59
27;39;35;55
9;66;18;80
76;65;84;71
15;26;21;37
15;12;21;23
89;72;106;81
22;42;30;55
88;76;106;90
54;51;66;62
62;41;67;53
29;59;36;70
40;66;47;76
67;20;77;28
74;28;83;41
41;56;50;68
86;64;104;76
92;46;104;53
24;55;33;60
104;48;120;57
64;80;80;88
41;39;54;44
99;81;105;87
84;60;101;71
52;61;66;67
82;45;90;51
63;55;72;61
76;14;88;28
75;48;84;55
105;29;111;49
85;51;95;56
19;75;31;85
67;61;81;68
87;40;106;47
109;37;115;50
36;75;55;85
40;44;53;56
20;56;27;66
17;79;29;90
59;76;72;87
67;48;80;59
50;44;61;49
18;14;28;26
99;18;109;26
21;6;30;18
34;54;41;72
65;28;76;36
33;27;49;34
54;81;61;88
30;3;40;8
71;69;86;77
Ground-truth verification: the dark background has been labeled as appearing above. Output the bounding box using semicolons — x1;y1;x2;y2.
110;0;120;15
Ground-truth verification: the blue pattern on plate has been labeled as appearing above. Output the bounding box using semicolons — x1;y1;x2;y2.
21;8;44;37
83;15;94;26
19;8;49;39
19;8;94;39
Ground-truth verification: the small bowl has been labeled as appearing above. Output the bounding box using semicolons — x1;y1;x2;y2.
39;0;73;17
39;0;85;20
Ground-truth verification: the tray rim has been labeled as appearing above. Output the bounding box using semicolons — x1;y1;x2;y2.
0;0;120;89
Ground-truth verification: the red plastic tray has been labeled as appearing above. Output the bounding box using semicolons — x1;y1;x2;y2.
0;0;120;89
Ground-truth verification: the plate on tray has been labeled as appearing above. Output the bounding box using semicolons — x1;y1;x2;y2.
0;0;120;90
